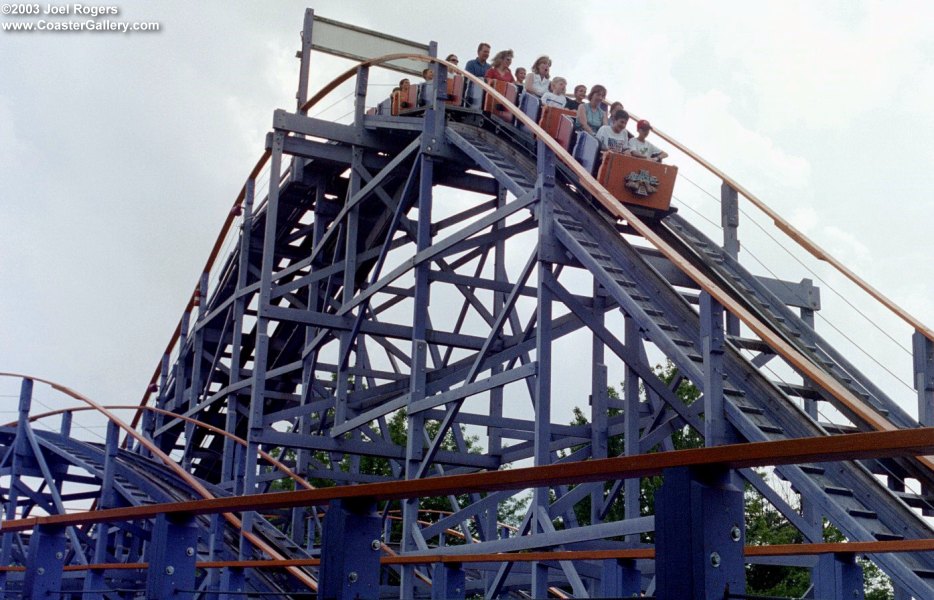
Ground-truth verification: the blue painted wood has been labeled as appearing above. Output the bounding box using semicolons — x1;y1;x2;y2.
431;563;466;600
23;525;66;600
319;500;381;600
813;554;865;600
656;467;745;599
146;514;197;600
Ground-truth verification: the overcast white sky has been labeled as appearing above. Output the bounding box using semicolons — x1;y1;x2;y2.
2;1;933;425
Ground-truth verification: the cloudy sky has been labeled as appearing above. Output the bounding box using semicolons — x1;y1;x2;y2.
2;0;933;427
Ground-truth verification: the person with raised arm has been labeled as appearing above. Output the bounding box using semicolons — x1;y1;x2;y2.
485;49;516;82
595;110;632;153
541;77;568;108
576;85;607;135
523;55;552;97
465;43;491;78
627;119;668;163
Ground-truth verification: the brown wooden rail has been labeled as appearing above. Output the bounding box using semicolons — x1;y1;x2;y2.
638;120;934;344
3;426;933;534
3;538;934;574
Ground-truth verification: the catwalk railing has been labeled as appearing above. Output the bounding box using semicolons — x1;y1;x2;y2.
3;402;934;599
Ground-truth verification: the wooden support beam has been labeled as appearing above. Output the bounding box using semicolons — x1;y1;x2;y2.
4;427;934;533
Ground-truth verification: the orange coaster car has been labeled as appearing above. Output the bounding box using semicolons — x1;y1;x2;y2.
483;79;518;122
597;152;678;211
538;106;577;149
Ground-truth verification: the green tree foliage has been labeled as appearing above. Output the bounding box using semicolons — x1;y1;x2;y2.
564;363;703;540
266;408;526;547
567;362;894;597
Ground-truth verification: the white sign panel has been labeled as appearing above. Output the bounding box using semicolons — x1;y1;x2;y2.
311;16;431;77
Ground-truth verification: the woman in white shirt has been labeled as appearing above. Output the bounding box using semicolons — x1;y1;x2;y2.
540;77;568;108
523;55;552;97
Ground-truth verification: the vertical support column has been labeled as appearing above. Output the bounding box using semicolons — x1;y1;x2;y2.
484;184;507;598
84;420;120;598
597;559;641;598
60;410;72;437
331;68;370;473
146;354;170;456
427;41;446;136
913;330;934;426
241;129;286;559
800;304;818;420
218;566;245;600
319;499;381;600
290;8;315;183
295;179;331;548
166;309;191;453
210;178;254;596
721;182;740;337
913;329;934;517
431;563;465;600
812;553;864;600
532;139;556;599
146;514;198;600
700;292;726;446
655;466;745;600
591;283;609;527
23;525;66;600
295;8;314;113
798;302;824;590
0;379;32;599
401;124;435;599
334;146;362;431
14;376;32;467
354;64;369;126
184;273;209;470
623;315;642;541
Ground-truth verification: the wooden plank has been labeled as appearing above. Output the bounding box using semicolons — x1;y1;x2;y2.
3;427;934;534
14;536;934;575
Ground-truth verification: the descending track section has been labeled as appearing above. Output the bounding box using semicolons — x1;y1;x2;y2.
448;124;934;597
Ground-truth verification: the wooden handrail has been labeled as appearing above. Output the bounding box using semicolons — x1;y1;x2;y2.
0;536;931;574
639;121;934;343
4;426;934;533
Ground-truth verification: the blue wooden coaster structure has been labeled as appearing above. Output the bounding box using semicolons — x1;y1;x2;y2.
3;9;934;599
